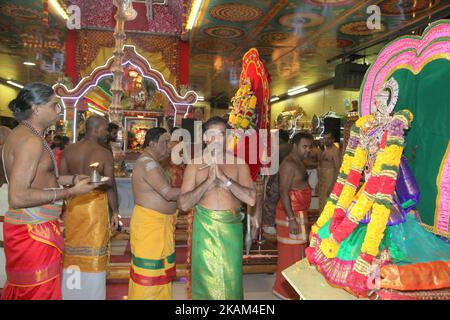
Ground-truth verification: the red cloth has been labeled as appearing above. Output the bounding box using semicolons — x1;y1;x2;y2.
65;30;77;84
52;148;64;170
234;49;272;181
273;188;312;300
178;41;190;85
1;221;63;300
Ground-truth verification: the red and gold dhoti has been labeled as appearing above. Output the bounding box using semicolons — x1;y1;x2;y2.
273;188;312;300
1;202;64;300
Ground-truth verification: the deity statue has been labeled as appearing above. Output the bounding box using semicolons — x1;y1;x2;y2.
305;77;450;298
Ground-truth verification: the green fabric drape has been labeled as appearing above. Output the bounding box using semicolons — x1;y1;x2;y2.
191;205;243;300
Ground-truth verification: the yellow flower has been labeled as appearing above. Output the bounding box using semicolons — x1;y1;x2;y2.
353;148;368;169
241;118;250;128
311;224;319;234
337;186;355;208
355;115;374;128
340;155;353;174
248;96;257;109
361;203;391;256
349;193;373;221
320;237;340;258
316;202;335;227
372;153;384;173
382;145;403;166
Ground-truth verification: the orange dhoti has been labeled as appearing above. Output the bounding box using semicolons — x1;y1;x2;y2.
1;203;64;300
273;188;312;300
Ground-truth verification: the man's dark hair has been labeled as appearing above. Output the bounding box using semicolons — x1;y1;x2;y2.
203;116;230;131
144;127;167;148
85;115;107;132
8;83;54;121
324;130;335;138
291;132;314;145
279;129;290;143
108;122;119;132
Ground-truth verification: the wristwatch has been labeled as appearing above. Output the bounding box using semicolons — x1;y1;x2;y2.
225;178;233;189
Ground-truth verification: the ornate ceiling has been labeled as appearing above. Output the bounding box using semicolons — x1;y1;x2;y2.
188;0;450;101
0;0;67;84
0;0;449;111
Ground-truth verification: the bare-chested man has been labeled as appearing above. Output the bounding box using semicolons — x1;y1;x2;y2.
262;129;292;234
127;127;180;300
0;125;12;288
273;132;313;300
318;131;341;212
59;115;119;300
179;116;255;300
1;83;96;300
0;126;12;188
303;139;321;196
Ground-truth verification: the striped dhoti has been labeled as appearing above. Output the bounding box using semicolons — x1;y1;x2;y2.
273;187;312;300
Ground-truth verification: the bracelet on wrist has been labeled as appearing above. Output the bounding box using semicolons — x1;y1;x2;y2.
63;188;71;199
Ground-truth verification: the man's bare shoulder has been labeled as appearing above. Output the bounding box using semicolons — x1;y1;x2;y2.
7;129;42;150
95;144;113;159
331;145;341;156
63;142;76;154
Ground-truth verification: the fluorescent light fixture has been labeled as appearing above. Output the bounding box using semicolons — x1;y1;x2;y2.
23;62;36;66
137;115;144;119
197;96;205;101
6;80;24;89
287;87;308;96
270;96;280;103
287;85;306;94
186;0;202;30
88;107;105;117
49;0;69;20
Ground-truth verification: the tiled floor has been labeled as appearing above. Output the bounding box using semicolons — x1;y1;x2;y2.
107;273;279;300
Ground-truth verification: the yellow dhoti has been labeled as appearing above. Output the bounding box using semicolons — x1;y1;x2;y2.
62;190;110;300
318;167;336;213
128;205;176;300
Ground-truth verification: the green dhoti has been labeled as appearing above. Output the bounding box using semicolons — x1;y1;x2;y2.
191;205;243;300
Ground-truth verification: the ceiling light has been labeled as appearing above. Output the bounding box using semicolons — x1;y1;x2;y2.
270;96;280;103
287;87;308;96
49;0;69;20
23;62;36;66
287;85;306;94
6;80;24;89
197;96;205;102
186;0;202;31
137;115;144;119
88;107;105;116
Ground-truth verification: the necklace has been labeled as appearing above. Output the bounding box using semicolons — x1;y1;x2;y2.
21;121;59;178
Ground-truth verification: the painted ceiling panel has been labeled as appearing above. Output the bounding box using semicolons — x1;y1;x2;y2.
188;0;450;100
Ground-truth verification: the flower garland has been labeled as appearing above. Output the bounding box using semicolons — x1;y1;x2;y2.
310;116;373;244
347;110;413;295
228;79;257;130
318;111;412;260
